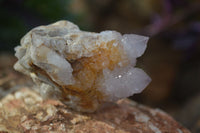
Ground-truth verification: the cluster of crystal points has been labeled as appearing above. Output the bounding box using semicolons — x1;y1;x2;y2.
14;20;151;112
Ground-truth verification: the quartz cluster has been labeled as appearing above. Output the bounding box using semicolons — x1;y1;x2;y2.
14;20;151;112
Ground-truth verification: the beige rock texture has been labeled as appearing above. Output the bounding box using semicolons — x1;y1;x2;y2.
0;87;190;133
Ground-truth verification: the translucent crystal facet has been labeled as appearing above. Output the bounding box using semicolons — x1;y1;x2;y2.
14;20;151;112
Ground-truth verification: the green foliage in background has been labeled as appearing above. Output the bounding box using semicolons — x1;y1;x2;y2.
24;0;71;22
0;0;89;51
0;9;26;48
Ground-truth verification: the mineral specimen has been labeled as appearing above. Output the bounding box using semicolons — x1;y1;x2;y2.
14;20;151;112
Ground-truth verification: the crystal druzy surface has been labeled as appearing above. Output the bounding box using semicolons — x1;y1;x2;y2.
14;20;151;112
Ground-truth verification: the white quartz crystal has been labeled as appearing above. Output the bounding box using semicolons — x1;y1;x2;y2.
102;66;151;101
14;20;151;112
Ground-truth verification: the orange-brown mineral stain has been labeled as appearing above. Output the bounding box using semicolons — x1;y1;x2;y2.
64;40;128;110
30;40;128;111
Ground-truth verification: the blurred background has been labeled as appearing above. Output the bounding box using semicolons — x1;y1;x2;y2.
0;0;200;132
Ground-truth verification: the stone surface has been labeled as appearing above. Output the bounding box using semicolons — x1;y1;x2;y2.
0;88;190;133
14;20;151;112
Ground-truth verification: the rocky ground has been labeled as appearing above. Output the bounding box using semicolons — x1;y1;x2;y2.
0;87;190;133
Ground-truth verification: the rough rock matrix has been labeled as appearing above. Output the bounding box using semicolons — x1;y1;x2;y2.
0;88;190;133
14;20;151;112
